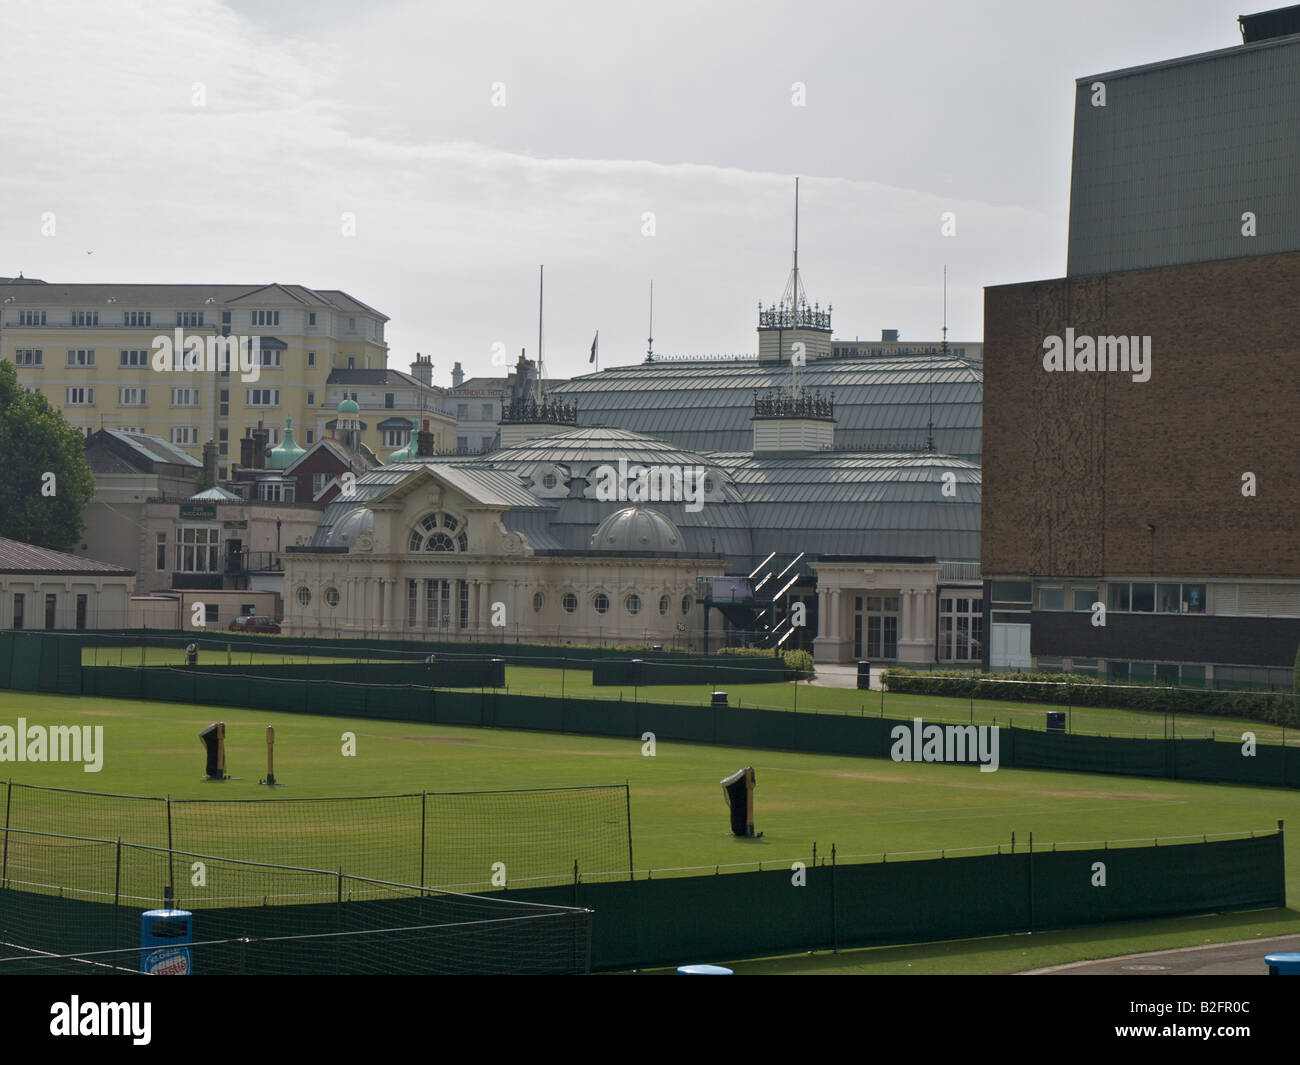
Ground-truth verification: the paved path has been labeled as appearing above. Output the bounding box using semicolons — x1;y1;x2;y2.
1021;934;1300;975
808;663;881;691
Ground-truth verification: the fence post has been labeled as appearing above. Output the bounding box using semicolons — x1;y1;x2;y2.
1027;831;1034;933
1;780;10;886
166;797;174;894
625;782;634;882
113;839;122;949
830;843;838;953
420;792;427;889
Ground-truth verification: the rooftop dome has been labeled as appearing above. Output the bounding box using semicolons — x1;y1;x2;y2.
337;398;360;415
590;506;683;553
385;418;419;464
266;417;307;469
322;505;374;547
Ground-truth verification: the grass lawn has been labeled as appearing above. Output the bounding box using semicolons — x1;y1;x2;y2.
82;648;1295;744
2;684;1296;973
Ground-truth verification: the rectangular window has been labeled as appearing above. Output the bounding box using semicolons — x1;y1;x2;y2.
457;403;469;419
1071;657;1099;677
1129;661;1155;681
258;348;281;367
307;391;315;406
1131;583;1155;613
15;349;42;365
171;427;198;445
71;310;99;327
219;389;229;417
176;311;204;327
307;351;315;366
481;436;493;453
118;387;146;406
1180;664;1206;686
1182;584;1206;614
13;593;24;629
75;594;87;630
218;428;228;456
308;313;316;326
1157;583;1181;613
313;472;328;497
171;388;200;406
382;429;405;448
45;593;56;629
1108;661;1130;681
348;317;356;330
221;312;232;326
1156;663;1180;685
18;310;45;326
66;387;94;405
1072;586;1097;612
156;532;167;571
246;389;279;406
1107;583;1130;612
481;403;493;420
119;349;149;367
385;393;395;409
305;430;313;444
251;310;280;326
176;527;220;572
456;436;467;451
459;580;469;628
1037;584;1064;610
124;311;151;327
67;349;95;367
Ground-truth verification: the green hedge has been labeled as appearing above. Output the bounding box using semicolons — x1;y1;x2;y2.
882;668;1300;727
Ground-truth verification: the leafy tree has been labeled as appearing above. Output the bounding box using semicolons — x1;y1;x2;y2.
0;361;96;550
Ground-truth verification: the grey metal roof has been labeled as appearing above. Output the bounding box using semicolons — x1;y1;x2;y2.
101;429;203;468
307;428;978;563
549;354;983;461
0;280;383;315
0;537;132;575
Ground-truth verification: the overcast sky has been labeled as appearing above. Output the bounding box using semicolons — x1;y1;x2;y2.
0;0;1255;385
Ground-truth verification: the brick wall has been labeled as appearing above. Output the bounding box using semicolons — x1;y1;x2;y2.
983;251;1300;579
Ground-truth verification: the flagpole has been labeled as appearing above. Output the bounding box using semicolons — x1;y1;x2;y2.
537;264;543;405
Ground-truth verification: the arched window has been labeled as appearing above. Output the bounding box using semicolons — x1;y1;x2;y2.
408;513;468;553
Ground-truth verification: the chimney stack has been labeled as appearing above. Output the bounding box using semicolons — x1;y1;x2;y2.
410;352;433;386
201;440;218;489
253;420;268;469
416;418;435;458
451;361;464;388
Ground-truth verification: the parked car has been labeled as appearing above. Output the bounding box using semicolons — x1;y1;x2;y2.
229;615;281;633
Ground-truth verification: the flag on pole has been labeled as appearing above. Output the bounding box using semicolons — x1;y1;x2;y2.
590;330;599;364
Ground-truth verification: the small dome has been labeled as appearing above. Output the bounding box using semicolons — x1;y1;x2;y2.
385;418;419;464
337;398;360;415
266;417;307;469
324;506;374;547
591;506;683;553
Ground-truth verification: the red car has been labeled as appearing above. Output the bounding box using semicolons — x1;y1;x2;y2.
229;615;281;633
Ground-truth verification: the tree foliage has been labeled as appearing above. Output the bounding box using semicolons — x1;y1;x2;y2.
0;361;96;551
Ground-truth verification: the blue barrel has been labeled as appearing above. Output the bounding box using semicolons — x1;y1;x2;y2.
676;963;733;975
1265;952;1300;975
141;909;193;975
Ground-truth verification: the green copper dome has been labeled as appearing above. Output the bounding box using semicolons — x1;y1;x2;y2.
337;398;360;415
267;417;307;469
385;418;419;463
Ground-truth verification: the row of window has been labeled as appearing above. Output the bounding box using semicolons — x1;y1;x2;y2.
12;350;349;371
1036;581;1207;615
8;592;89;629
294;585;698;619
455;403;497;421
12;309;371;331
